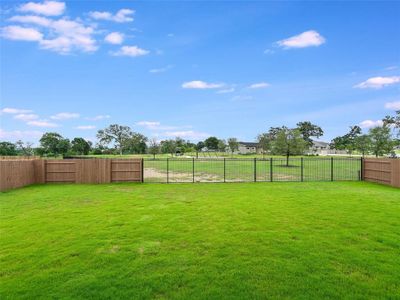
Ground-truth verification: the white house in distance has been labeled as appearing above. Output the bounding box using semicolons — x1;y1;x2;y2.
237;142;261;154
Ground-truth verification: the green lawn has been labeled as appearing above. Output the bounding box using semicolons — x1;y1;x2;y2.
1;182;399;299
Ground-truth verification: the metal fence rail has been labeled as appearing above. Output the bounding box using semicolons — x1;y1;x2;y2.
143;157;362;183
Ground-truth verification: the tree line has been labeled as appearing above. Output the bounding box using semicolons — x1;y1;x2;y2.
1;111;398;160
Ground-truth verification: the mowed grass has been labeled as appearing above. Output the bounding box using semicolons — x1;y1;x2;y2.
1;182;399;299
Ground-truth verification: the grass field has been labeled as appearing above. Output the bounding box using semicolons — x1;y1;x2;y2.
1;182;399;299
144;157;361;182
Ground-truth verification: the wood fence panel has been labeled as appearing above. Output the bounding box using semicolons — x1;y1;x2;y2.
0;160;36;191
363;158;400;188
45;160;76;183
111;159;142;182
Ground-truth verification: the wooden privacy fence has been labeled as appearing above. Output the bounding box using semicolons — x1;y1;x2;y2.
363;158;400;188
0;158;143;191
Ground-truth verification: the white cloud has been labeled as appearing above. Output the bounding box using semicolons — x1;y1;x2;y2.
149;65;173;73
104;32;124;44
9;15;52;26
1;107;32;114
165;130;209;140
0;129;43;140
27;120;59;127
248;82;270;89
50;112;80;120
75;125;96;130
136;121;184;131
19;1;66;16
111;45;149;57
216;87;235;94
354;76;400;89
4;15;98;54
359;120;383;129
89;9;134;23
1;25;43;41
86;115;110;121
182;80;224;89
385;101;400;110
14;113;39;121
277;30;325;49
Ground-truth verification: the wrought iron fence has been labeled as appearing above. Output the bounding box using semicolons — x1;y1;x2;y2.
143;157;362;183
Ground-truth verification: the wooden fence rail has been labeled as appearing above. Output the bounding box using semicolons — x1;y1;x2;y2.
363;158;400;188
1;158;143;191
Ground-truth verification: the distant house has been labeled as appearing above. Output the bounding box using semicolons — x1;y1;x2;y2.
237;142;260;154
307;141;347;156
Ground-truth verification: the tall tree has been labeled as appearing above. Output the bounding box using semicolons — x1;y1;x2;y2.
160;139;176;156
383;110;400;138
272;128;307;166
71;138;92;155
227;138;239;156
257;133;271;158
204;137;219;151
148;138;160;159
96;124;133;155
296;121;324;147
330;126;361;155
123;133;148;154
369;126;394;157
354;134;371;157
15;140;34;156
218;139;227;152
0;142;17;156
39;132;70;157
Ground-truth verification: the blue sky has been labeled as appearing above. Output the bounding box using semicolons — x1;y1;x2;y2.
1;1;399;144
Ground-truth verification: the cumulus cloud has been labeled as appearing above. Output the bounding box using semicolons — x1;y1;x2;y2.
18;1;66;16
384;101;400;110
0;129;43;140
359;120;383;129
136;121;185;131
182;80;224;89
89;9;134;23
27;120;59;127
14;113;39;121
111;45;149;57
75;125;96;130
277;30;325;49
248;82;270;89
104;32;124;44
1;25;43;41
50;112;80;120
1;107;32;114
85;115;110;121
9;15;52;26
354;76;400;89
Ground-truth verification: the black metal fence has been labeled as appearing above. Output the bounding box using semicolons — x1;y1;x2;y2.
143;157;362;183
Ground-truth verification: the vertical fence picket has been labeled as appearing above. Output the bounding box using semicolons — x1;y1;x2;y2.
270;158;273;182
331;157;334;181
254;158;257;182
301;157;304;182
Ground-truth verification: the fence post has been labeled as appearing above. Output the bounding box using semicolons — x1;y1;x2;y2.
360;157;364;181
254;158;257;182
331;157;334;181
301;157;304;182
192;158;195;183
141;158;144;183
270;157;273;182
224;158;226;183
167;158;169;183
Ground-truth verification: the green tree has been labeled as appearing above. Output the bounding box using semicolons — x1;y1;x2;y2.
196;141;205;152
15;140;34;156
204;137;219;151
160;139;176;156
39;132;70;157
71;138;92;155
296;121;324;147
97;124;133;155
148;138;160;159
0;142;17;156
227;138;239;156
123;133;148;154
330;126;361;155
354;134;371;157
272;128;307;166
369;126;394;157
257;133;271;158
218;139;227;152
383;110;400;139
